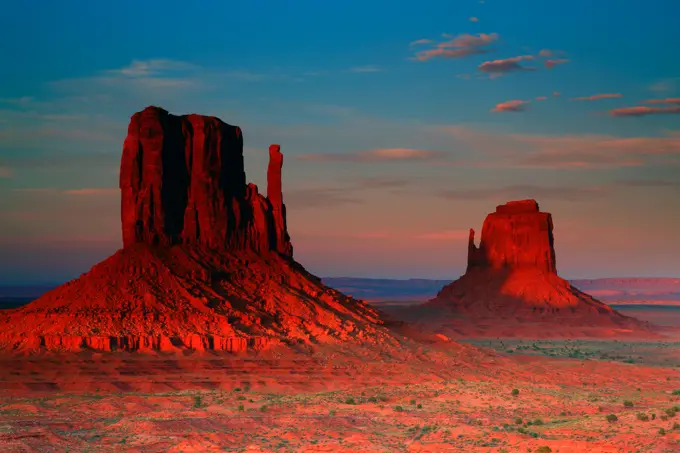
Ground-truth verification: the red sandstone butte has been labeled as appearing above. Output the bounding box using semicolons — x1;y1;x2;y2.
0;106;392;354
424;200;648;331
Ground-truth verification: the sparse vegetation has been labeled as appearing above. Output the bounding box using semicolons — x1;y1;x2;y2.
511;389;520;396
606;414;618;423
623;400;633;407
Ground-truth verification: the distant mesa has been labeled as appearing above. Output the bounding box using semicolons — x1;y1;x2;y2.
416;199;650;336
0;106;392;353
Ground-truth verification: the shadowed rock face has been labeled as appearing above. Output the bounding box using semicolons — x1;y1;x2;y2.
120;106;292;257
467;200;556;274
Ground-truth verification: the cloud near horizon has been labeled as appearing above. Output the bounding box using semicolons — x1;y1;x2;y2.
545;59;569;69
439;184;606;202
412;33;498;61
478;55;535;75
297;148;446;162
572;93;623;101
491;100;529;112
610;105;680;117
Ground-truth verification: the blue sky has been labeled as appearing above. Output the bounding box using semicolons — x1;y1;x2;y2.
1;0;679;284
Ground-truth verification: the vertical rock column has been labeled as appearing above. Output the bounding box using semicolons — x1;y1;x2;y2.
267;144;293;257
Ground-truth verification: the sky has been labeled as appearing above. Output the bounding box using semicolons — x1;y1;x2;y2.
1;0;679;284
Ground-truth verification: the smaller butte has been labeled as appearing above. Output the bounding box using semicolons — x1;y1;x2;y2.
409;199;650;337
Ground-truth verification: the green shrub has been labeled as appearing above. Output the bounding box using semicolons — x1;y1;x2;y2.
193;395;203;408
511;389;520;396
623;400;634;407
238;404;244;411
659;428;666;436
410;399;416;405
606;414;618;423
395;406;404;412
533;418;544;426
345;397;356;405
535;447;552;453
515;417;523;425
672;389;680;395
666;407;678;417
417;403;422;409
636;413;649;421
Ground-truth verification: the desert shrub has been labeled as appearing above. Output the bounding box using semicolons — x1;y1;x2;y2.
673;422;680;430
395;406;404;412
234;387;242;392
329;410;336;416
515;417;523;425
652;413;656;420
259;405;267;412
636;413;649;421
666;407;678;417
367;396;377;403
417;403;423;409
606;414;618;423
410;399;416;405
659;428;666;436
533;418;544;426
237;395;246;401
238;404;244;411
345;397;356;405
623;400;634;407
661;415;669;421
535;447;552;453
672;389;680;395
511;389;520;396
193;395;203;408
379;395;389;402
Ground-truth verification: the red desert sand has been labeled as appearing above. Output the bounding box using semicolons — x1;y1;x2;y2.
0;107;677;453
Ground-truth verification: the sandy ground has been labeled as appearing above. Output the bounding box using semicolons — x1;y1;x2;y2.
0;337;679;453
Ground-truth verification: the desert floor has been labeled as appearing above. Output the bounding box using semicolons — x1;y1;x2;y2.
1;331;679;453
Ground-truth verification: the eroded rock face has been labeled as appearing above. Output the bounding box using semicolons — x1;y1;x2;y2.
467;199;556;274
120;106;292;257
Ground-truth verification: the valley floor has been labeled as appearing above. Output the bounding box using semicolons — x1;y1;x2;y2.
0;339;679;452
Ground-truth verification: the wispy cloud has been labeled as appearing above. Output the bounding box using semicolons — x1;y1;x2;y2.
62;188;118;196
347;65;383;73
11;187;118;196
297;148;446;162
535;96;548;101
409;39;433;47
491;100;529;112
553;91;561;97
285;188;362;209
415;229;469;240
645;98;680;105
105;59;197;78
478;55;535;75
469;17;479;22
433;126;680;168
538;49;565;58
353;177;413;189
649;78;680;94
412;33;498;61
571;93;623;101
545;59;569;69
439;185;606;202
610;106;680;117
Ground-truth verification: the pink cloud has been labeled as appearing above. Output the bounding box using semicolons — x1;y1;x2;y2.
544;59;569;69
535;96;548;101
409;39;433;47
412;33;498;61
433;126;680;168
571;93;623;101
553;91;561;97
645;98;680;105
491;100;529;113
62;188;119;196
469;17;479;22
478;55;535;74
610;106;680;117
297;148;446;162
0;166;12;178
